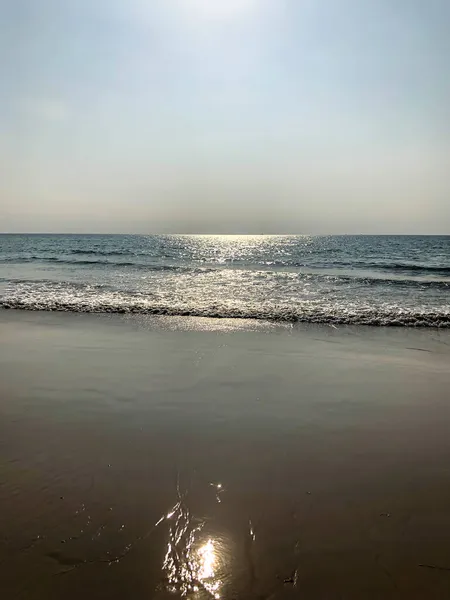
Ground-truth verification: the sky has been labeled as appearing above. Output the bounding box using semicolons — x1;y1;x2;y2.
1;0;449;234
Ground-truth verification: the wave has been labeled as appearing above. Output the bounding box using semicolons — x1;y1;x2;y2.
0;256;141;266
1;273;448;293
54;258;140;267
334;275;449;290
0;256;214;273
2;253;449;277
358;262;450;275
275;260;450;275
70;249;134;256
1;299;448;328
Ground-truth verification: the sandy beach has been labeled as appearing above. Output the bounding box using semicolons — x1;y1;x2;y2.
3;0;449;594
1;311;450;599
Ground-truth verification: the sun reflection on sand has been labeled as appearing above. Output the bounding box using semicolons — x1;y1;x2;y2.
163;534;223;598
195;539;221;597
161;495;226;598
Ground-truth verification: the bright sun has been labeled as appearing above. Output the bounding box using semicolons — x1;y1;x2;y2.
182;0;258;21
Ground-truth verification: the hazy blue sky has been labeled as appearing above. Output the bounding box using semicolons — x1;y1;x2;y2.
1;0;449;233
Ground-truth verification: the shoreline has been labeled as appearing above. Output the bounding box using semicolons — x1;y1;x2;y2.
1;305;450;329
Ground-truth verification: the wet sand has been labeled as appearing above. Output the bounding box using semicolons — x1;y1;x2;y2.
1;311;450;599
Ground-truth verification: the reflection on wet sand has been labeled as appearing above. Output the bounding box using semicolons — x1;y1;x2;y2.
161;489;227;599
2;312;450;599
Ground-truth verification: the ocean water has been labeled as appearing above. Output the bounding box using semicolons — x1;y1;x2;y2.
0;234;449;327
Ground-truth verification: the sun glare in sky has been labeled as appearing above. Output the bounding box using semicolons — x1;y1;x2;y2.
181;0;259;21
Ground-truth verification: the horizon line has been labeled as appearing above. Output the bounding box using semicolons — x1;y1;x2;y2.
0;232;448;237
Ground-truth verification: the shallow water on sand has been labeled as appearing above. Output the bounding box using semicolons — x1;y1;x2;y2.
1;312;450;599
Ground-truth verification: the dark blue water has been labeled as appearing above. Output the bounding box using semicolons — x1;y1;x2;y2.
0;234;449;326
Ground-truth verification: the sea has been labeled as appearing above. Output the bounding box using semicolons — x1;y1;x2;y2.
0;234;449;327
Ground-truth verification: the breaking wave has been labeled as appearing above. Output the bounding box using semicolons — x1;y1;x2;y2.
1;298;448;328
